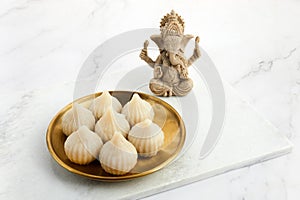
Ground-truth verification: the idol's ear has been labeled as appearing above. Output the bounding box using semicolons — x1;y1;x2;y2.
150;34;164;50
180;34;194;50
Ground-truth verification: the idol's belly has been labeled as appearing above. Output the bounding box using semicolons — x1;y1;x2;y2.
161;66;180;85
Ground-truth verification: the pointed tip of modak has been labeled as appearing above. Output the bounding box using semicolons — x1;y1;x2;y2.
98;90;111;99
77;125;89;132
110;132;136;151
138;119;152;127
100;90;113;105
132;93;141;102
102;90;110;96
110;131;124;143
72;102;81;112
100;106;115;123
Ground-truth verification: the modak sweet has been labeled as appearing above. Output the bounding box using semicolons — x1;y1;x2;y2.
128;119;164;157
89;91;122;119
99;132;137;175
121;93;154;126
95;107;130;143
64;126;103;165
61;103;95;136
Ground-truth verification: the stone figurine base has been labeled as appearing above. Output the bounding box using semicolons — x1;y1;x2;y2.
1;81;292;200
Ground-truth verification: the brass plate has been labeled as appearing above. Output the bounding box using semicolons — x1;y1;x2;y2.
46;91;186;181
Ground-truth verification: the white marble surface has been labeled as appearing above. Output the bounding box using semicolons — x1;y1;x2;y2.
1;0;300;199
0;78;292;200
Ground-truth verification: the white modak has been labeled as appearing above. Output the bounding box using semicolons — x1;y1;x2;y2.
128;119;164;157
89;91;122;119
61;103;95;136
62;92;165;175
122;93;154;126
95;107;130;143
99;132;138;175
64;126;103;165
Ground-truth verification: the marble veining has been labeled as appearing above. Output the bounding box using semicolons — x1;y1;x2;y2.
0;75;294;200
233;47;298;85
0;92;34;143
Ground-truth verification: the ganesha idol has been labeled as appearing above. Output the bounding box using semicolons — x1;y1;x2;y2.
140;10;201;97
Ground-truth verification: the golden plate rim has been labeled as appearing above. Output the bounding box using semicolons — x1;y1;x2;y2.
46;91;186;181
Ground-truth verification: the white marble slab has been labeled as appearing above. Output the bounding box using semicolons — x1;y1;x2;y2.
0;81;292;200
